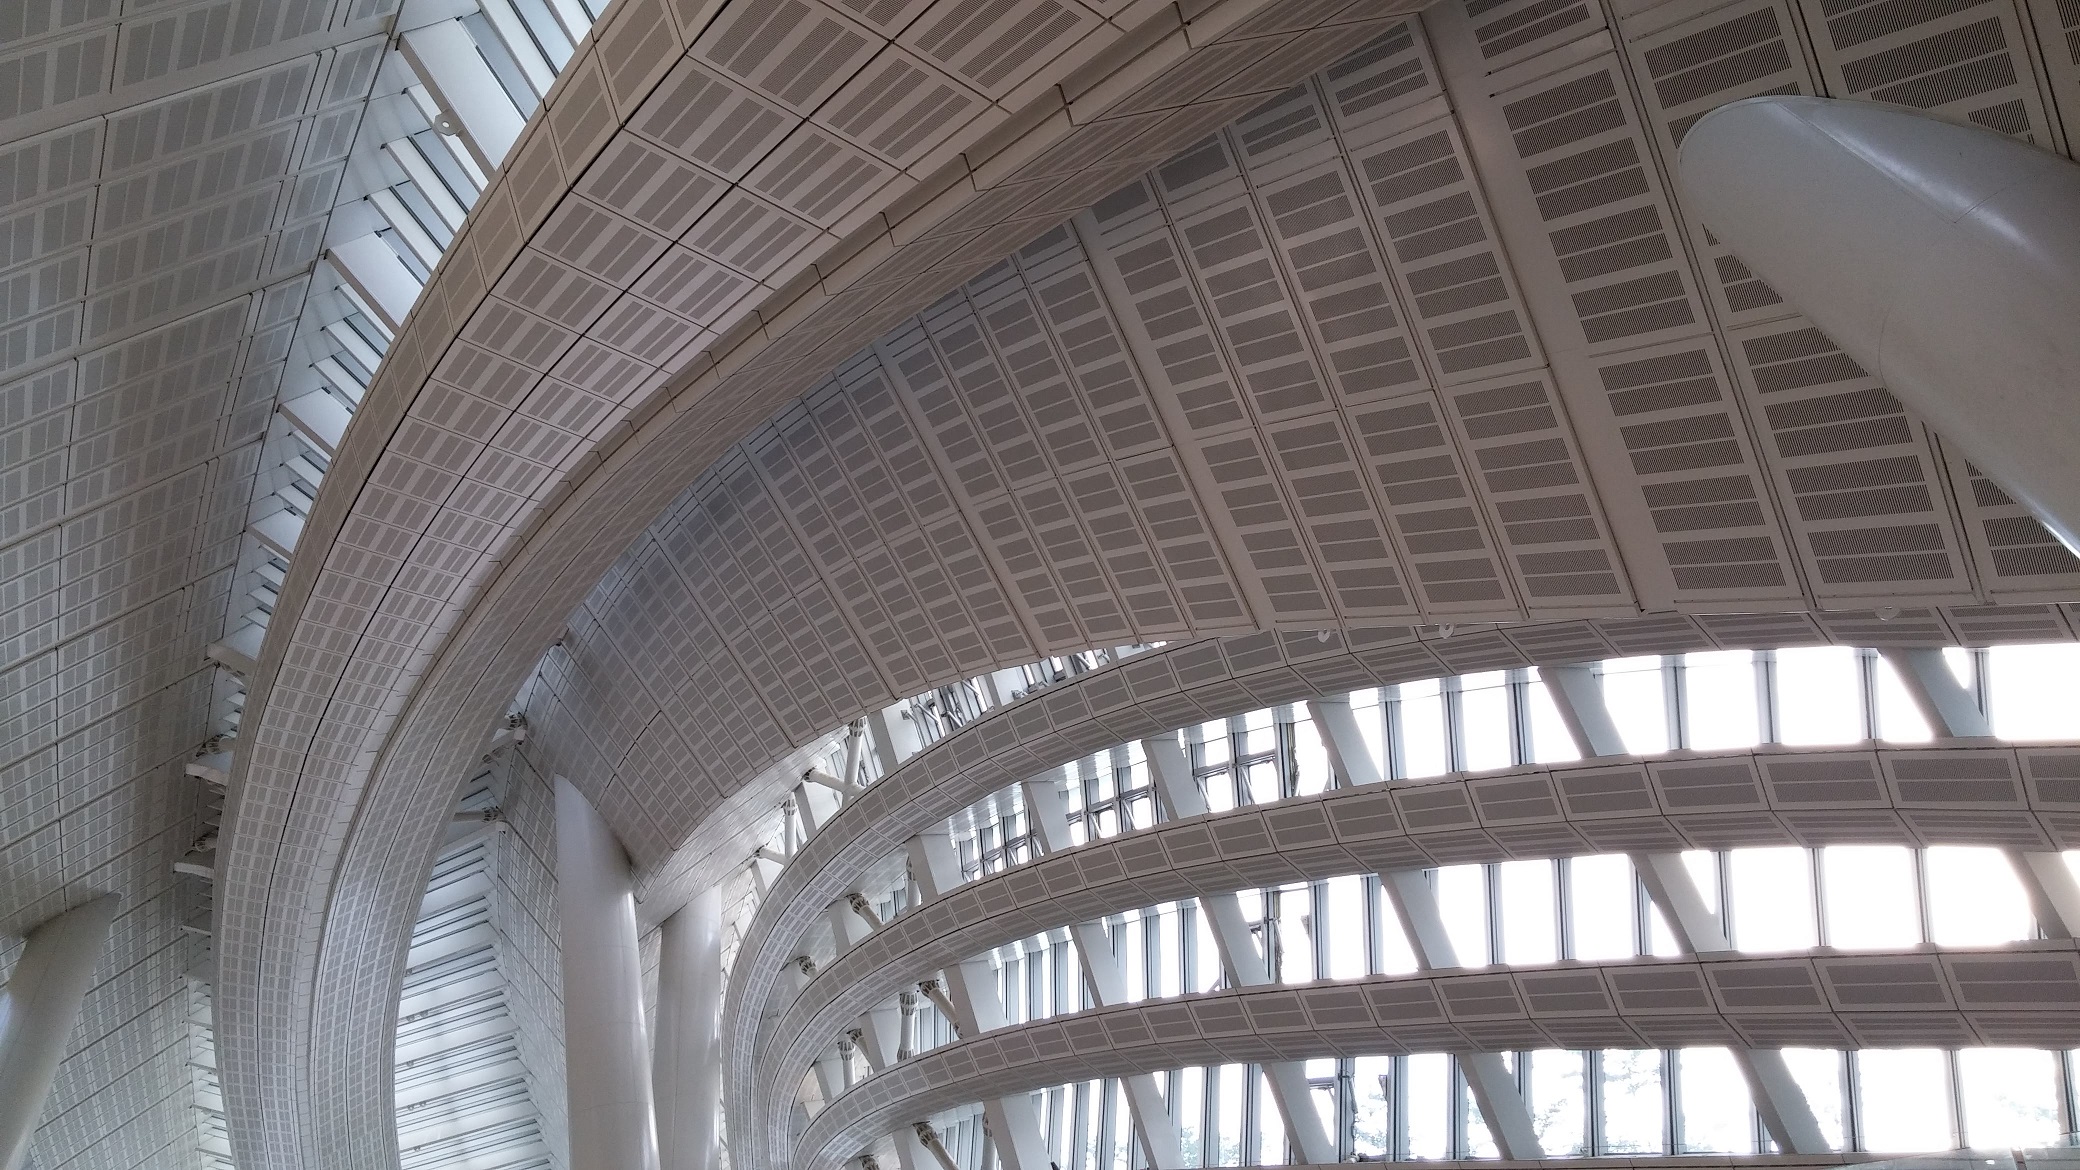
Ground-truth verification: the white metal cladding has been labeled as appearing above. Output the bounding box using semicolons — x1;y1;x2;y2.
753;740;2080;1156
711;611;2080;1170
212;5;1426;1170
796;943;2080;1170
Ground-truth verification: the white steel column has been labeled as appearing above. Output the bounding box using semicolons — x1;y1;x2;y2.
1142;737;1338;1165
0;893;118;1170
556;776;661;1170
1881;649;2080;938
1020;776;1185;1169
1546;669;1826;1154
1679;97;2080;550
656;888;722;1170
904;831;1052;1170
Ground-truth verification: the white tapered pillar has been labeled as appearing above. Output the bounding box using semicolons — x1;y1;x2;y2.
0;893;119;1170
656;889;722;1170
1680;97;2080;548
556;776;660;1170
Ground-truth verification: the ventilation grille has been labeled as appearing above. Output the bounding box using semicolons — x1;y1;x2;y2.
1629;0;1815;326
1445;373;1633;610
1348;118;1543;385
1318;21;1441;145
1800;0;2056;142
0;29;114;121
115;0;327;87
1951;454;2080;591
1466;0;1608;70
1499;57;1704;353
1593;341;1800;600
1730;320;1972;599
695;0;880;113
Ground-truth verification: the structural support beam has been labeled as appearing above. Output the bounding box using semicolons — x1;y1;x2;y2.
1021;778;1184;1170
1630;853;1829;1154
1680;97;2080;550
1540;664;1626;758
903;832;1052;1170
556;776;661;1170
657;889;723;1170
1306;697;1384;787
1879;648;1992;739
1143;737;1337;1165
0;893;119;1170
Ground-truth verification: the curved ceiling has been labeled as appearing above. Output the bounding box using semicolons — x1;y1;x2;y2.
214;2;1421;1167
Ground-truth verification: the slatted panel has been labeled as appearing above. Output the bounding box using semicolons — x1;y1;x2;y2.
1797;0;2060;144
1627;0;1818;327
1444;372;1634;611
1463;0;1610;71
1591;339;1802;601
1497;55;1708;355
1346;117;1545;386
1344;393;1517;612
1314;21;1444;147
1946;452;2080;598
2024;0;2080;137
1729;319;1976;601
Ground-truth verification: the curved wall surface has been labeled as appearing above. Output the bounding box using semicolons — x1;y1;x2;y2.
217;4;1434;1168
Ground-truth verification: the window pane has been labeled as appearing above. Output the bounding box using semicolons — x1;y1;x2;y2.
1405;1053;1451;1159
1463;1056;1500;1159
1957;1048;2060;1148
1354;1055;1392;1160
1684;651;1761;751
1603;657;1670;755
1677;1047;1754;1153
1374;876;1419;976
1526;669;1582;763
1601;1050;1666;1153
1775;647;1863;745
1528;1050;1586;1156
1728;846;1816;952
1873;654;1934;743
1820;845;1920;949
1179;1067;1205;1167
1214;1064;1245;1165
1435;865;1489;966
1499;859;1558;965
1461;672;1513;772
1991;644;2080;740
1856;1049;1951;1151
1274;887;1311;983
1926;846;2034;946
1325;876;1366;980
1782;1049;1846;1150
1570;854;1636;961
1294;712;1330;795
1254;1068;1285;1165
1400;681;1448;779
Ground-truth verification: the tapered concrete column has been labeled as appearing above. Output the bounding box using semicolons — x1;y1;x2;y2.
0;893;118;1170
655;888;722;1170
1680;97;2080;548
556;776;660;1170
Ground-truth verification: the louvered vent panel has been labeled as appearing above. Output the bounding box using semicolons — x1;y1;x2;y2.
1348;118;1544;385
115;0;327;86
2026;0;2080;136
1445;372;1634;609
104;58;316;175
901;0;1095;99
1592;340;1801;601
1948;453;2080;595
881;326;1086;649
1194;428;1336;622
1230;84;1336;178
0;29;114;121
1115;448;1252;628
1316;21;1442;146
1499;56;1707;353
1086;181;1252;438
694;0;881;113
683;190;820;283
971;286;1106;474
1024;259;1167;461
1167;192;1338;426
1249;155;1431;409
926;297;1056;489
1465;0;1609;70
1014;478;1133;640
0;191;92;280
1628;0;1816;326
1062;463;1191;635
1798;0;2058;142
821;47;983;168
1346;393;1516;611
0;125;102;213
1264;414;1419;618
1730;319;1974;600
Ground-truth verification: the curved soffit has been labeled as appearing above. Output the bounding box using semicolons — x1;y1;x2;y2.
798;943;2080;1170
217;2;1425;1168
756;739;2080;1160
714;607;2080;1170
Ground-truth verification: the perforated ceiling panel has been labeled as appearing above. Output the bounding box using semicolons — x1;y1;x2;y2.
0;1;394;1167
